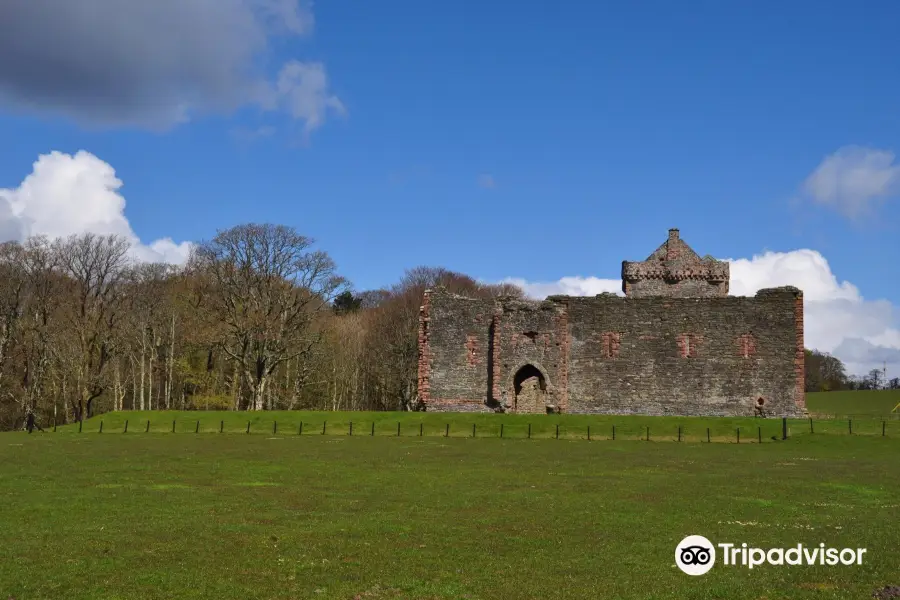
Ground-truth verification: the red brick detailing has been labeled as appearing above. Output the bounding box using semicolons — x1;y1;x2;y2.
416;291;432;405
794;293;806;410
555;304;570;412
737;334;757;358
465;334;479;366
490;312;502;403
676;333;702;358
601;332;621;359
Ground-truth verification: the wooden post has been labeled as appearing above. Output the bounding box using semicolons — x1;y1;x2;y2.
758;427;762;444
322;421;326;435
173;420;176;433
782;417;787;440
99;420;103;433
883;421;887;437
274;421;277;435
79;420;82;433
445;424;449;437
849;419;852;435
472;423;476;438
246;421;250;434
349;421;353;436
419;423;423;437
371;422;375;437
677;426;681;442
646;426;650;441
220;420;223;433
195;420;200;434
53;421;57;433
809;418;814;434
528;423;531;439
299;422;303;435
397;422;400;437
707;427;710;443
587;426;591;441
500;423;504;438
146;420;150;433
124;420;129;433
556;424;559;440
612;425;615;440
736;428;740;444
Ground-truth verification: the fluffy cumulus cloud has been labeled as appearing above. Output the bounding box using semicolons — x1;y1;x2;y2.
0;0;343;134
0;151;191;264
503;250;900;376
801;146;900;219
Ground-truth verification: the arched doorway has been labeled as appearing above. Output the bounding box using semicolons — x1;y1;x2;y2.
513;364;547;414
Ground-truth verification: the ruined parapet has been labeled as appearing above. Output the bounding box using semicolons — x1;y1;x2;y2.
621;228;729;298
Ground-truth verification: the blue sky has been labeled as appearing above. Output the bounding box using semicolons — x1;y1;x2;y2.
0;0;898;374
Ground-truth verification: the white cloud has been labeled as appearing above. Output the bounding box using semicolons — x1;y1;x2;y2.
478;174;496;189
271;61;346;137
802;146;900;218
503;250;900;376
0;151;191;264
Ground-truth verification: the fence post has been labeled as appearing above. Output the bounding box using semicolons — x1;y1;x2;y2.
849;419;852;435
612;425;615;441
445;424;449;438
707;427;710;443
528;423;531;439
588;425;591;441
79;420;82;433
500;423;504;438
53;420;57;433
419;423;423;437
220;420;223;433
782;417;787;440
299;422;303;435
247;421;250;434
556;424;559;440
736;428;740;444
124;420;128;433
173;420;176;433
146;420;150;433
274;421;277;435
883;421;886;437
677;426;681;442
99;420;103;433
196;421;200;434
472;423;476;438
397;422;400;437
646;426;650;441
349;422;352;436
758;427;761;444
809;418;814;434
322;421;326;435
371;422;375;437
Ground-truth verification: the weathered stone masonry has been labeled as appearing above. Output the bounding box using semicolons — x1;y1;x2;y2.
417;229;806;417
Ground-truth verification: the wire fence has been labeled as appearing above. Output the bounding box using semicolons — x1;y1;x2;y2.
46;416;900;443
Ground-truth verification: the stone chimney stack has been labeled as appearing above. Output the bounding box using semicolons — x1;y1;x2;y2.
666;228;680;260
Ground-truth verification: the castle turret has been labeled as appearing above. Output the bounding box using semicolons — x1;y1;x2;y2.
621;228;729;298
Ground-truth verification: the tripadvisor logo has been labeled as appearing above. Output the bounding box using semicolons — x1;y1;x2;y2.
675;535;867;575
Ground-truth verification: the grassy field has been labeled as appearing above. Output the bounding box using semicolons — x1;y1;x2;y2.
2;417;899;599
806;389;900;418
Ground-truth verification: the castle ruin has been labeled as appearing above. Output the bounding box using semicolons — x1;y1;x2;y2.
417;229;806;417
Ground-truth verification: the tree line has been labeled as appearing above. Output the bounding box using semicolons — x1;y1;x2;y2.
805;349;898;392
0;224;521;429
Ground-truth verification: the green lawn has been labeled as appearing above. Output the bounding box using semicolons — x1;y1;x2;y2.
2;423;898;599
806;389;900;418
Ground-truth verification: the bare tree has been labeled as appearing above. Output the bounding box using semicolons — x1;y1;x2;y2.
193;224;347;411
54;234;131;421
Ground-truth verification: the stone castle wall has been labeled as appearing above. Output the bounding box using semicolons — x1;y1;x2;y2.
418;287;806;417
